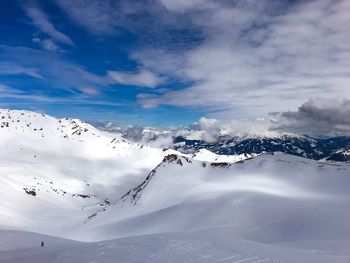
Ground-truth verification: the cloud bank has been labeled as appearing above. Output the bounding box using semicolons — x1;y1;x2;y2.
98;98;350;145
272;98;350;137
135;0;350;117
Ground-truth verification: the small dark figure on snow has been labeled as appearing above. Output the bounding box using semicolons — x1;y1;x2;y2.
41;241;44;247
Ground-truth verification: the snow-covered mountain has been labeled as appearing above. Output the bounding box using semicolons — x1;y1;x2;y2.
79;152;350;241
95;122;350;162
1;109;350;263
172;135;350;162
0;108;170;237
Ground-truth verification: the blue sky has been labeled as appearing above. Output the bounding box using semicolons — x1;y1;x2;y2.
0;0;349;126
0;0;204;125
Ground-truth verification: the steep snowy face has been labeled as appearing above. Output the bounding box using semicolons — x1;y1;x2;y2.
0;109;167;236
81;153;350;243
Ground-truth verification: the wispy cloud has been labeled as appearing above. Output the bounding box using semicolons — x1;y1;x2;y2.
108;69;162;88
32;37;59;52
0;84;126;107
0;63;43;79
56;0;118;36
0;45;109;95
56;0;202;48
22;3;75;46
0;84;54;102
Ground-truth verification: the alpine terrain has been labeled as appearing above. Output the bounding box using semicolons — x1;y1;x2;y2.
0;109;350;263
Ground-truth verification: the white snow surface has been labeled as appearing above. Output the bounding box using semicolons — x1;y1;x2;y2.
0;109;350;262
1;229;349;263
191;148;258;163
0;109;166;236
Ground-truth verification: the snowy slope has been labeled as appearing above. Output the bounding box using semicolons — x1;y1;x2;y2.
1;108;350;262
79;153;350;246
1;229;349;263
191;148;257;163
0;109;168;236
0;109;255;237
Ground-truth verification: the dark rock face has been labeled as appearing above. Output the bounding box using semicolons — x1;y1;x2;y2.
23;188;36;196
172;135;350;162
326;150;350;162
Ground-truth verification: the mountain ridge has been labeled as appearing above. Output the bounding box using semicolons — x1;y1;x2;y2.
94;120;350;162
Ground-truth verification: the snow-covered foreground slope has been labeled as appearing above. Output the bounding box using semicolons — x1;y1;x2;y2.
1;229;349;263
1;109;350;262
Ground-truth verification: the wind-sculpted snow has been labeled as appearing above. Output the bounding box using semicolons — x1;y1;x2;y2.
1;108;350;262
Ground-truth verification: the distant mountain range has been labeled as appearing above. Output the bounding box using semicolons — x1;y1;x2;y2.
172;135;350;162
94;122;350;162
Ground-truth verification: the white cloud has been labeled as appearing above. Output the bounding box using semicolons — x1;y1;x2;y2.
183;116;279;142
56;0;118;35
52;0;350;119
23;4;74;46
32;37;59;52
0;84;17;93
0;45;110;95
108;69;162;88
159;0;211;13
271;98;350;137
0;84;53;102
134;0;350;118
80;87;101;96
0;63;43;79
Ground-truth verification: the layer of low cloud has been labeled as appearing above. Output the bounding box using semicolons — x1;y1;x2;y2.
97;115;279;147
98;98;350;145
